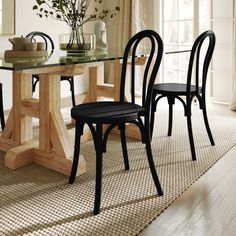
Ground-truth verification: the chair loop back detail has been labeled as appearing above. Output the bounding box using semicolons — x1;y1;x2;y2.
26;31;54;57
187;30;216;95
120;30;163;113
26;31;76;107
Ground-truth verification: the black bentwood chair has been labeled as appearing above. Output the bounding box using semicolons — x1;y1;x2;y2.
26;31;76;107
69;29;164;215
150;30;216;161
0;83;5;130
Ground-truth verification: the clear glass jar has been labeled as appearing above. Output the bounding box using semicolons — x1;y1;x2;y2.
59;30;96;53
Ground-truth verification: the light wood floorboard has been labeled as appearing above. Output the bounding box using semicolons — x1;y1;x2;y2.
223;215;236;236
140;102;236;236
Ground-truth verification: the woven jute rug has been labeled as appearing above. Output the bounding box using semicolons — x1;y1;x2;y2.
1;106;236;236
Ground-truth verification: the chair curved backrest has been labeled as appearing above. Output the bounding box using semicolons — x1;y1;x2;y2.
26;31;54;57
119;29;163;114
187;30;216;95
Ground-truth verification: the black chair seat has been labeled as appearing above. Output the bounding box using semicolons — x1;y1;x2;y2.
153;83;201;96
71;101;144;124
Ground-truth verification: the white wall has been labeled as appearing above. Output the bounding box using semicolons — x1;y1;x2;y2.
2;0;15;34
0;0;99;110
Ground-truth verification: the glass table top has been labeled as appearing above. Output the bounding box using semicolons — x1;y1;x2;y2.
0;48;149;71
0;47;191;71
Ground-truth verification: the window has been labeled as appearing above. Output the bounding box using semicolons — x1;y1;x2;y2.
209;0;234;103
162;0;210;83
161;0;234;103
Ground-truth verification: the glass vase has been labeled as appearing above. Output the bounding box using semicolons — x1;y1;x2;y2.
59;29;96;55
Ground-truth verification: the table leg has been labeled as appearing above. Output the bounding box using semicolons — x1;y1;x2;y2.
81;66;99;142
2;71;86;176
12;71;33;143
112;62;141;140
34;74;86;176
4;71;35;168
83;66;98;103
113;63;122;101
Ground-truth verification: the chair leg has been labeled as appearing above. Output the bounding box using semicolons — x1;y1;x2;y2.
119;124;130;170
70;77;76;107
94;124;103;215
69;122;84;184
145;121;163;196
0;84;5;130
167;96;175;136
186;114;196;161
102;124;117;153
32;77;39;93
201;96;215;146
132;118;146;143
150;95;156;139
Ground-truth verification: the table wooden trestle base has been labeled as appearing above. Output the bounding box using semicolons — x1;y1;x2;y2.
0;58;146;176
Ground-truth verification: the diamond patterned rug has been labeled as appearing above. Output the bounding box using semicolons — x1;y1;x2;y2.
1;107;236;236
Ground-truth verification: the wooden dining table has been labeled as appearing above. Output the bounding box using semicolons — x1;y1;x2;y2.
0;49;147;176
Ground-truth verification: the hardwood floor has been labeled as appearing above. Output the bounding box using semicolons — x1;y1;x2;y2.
140;103;236;236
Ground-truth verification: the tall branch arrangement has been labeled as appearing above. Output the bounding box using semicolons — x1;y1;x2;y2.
33;0;119;29
33;0;120;50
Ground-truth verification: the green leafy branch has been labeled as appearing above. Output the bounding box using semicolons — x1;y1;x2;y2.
33;0;120;29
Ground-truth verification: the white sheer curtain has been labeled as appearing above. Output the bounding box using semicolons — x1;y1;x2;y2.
107;0;149;52
131;0;150;95
229;1;236;110
106;0;153;96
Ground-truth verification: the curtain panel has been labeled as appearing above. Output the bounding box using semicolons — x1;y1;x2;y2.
106;0;155;96
229;0;236;110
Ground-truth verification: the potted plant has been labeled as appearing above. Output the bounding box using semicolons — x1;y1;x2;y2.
33;0;119;52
